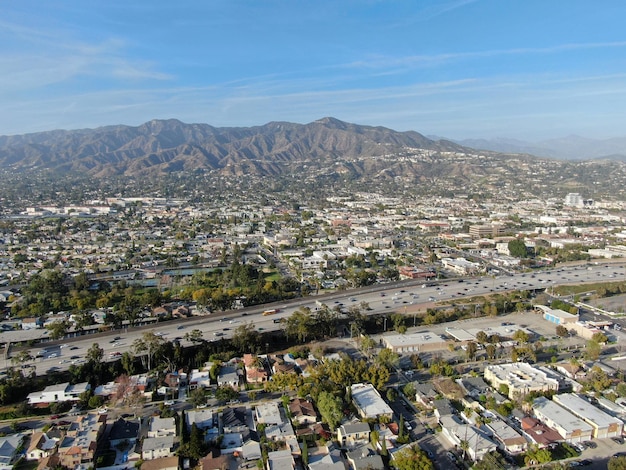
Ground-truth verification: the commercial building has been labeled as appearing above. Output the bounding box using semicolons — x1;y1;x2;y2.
469;224;506;239
382;331;448;354
535;305;579;326
532;397;593;443
552;393;623;439
484;363;559;399
440;257;480;275
350;383;394;421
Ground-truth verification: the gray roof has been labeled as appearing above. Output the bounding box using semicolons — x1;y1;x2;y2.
142;435;174;452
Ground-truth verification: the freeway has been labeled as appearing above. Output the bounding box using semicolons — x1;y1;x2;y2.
9;261;626;375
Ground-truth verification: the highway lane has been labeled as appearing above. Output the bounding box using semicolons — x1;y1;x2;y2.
10;262;626;375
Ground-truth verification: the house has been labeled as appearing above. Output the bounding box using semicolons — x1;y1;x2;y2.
337;422;371;449
142;436;175;461
346;445;385;470
27;382;91;405
457;377;491;399
199;452;238;470
350;383;393;421
485;419;527;454
0;435;25;469
217;366;241;389
289;398;318;425
243;354;269;384
432;398;455;420
413;383;438;408
520;417;563;448
148;416;176;438
439;415;497;461
186;409;215;431
109;418;140;448
57;413;106;469
271;356;298;375
221;407;249;434
25;432;57;461
189;369;212;389
307;443;345;470
255;402;283;425
266;449;295;470
140;456;179;470
21;316;44;330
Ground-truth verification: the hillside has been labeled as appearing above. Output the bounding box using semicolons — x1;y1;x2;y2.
0;117;467;178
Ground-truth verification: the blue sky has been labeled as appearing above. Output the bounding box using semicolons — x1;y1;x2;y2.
2;0;626;140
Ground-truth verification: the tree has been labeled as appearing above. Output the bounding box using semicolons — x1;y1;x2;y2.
10;350;33;367
188;423;207;459
508;239;528;258
376;348;399;370
231;322;260;353
316;391;343;429
609;455;626;470
184;329;204;344
585;339;602;361
121;352;136;376
475;331;488;344
485;344;496;360
459;439;470;461
132;332;165;371
215;386;239;403
466;341;478;361
189;388;207;408
46;320;69;340
284;307;314;343
86;343;104;363
360;335;376;354
513;329;530;344
391;444;433;470
524;444;552;466
556;325;569;337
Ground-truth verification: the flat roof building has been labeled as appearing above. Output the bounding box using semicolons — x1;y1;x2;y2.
382;331;448;354
533;397;593;443
350;383;394;420
484;363;559;399
552;393;623;439
535;305;579;325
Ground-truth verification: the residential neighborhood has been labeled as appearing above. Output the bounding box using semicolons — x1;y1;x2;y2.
2;186;626;470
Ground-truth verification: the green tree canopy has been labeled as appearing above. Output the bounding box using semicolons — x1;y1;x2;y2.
391;444;433;470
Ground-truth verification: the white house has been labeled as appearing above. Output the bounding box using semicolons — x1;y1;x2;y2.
147;416;176;438
27;382;91;405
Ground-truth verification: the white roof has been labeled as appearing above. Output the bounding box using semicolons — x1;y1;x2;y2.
351;383;393;418
383;331;446;348
533;397;594;435
553;393;624;429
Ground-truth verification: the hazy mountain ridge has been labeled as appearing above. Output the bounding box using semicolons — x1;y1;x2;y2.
441;135;626;160
0;118;471;177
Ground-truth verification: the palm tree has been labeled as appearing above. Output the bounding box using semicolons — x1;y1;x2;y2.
460;439;470;461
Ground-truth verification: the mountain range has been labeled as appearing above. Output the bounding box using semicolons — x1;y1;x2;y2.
434;135;626;161
0;117;469;178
